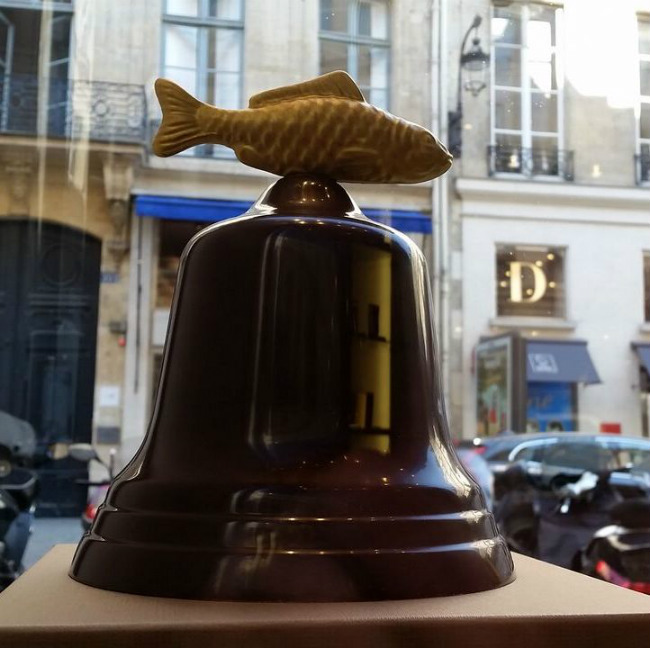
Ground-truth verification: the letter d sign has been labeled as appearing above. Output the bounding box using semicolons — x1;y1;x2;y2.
509;261;547;303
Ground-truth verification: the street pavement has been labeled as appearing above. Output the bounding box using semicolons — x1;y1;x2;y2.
23;517;84;569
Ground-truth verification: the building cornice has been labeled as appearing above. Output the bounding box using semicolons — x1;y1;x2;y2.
456;178;650;223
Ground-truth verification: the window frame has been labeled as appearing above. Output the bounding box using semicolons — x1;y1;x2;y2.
638;14;650;185
161;0;244;158
490;2;565;179
318;0;391;109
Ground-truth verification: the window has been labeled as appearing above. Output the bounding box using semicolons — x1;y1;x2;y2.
0;4;72;135
643;252;650;322
496;245;565;318
319;0;389;109
490;3;568;178
162;0;243;157
638;15;650;184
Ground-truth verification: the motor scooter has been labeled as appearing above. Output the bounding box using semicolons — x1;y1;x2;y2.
0;445;39;591
69;444;115;531
579;476;650;594
496;464;625;569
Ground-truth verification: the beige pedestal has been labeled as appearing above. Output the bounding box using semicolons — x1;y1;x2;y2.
0;545;649;648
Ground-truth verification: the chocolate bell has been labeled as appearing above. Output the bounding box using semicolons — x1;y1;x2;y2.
69;173;514;601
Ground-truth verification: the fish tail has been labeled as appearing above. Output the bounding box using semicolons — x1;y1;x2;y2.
153;79;210;157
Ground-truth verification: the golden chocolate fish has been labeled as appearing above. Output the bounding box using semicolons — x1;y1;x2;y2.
153;70;452;184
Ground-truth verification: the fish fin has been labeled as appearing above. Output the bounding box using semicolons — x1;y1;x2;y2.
235;145;267;171
153;78;206;157
249;71;365;108
333;147;381;181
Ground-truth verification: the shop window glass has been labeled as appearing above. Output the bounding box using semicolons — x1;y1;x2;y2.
496;245;565;318
319;0;390;109
162;0;243;158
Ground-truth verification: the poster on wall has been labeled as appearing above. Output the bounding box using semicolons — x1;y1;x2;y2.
526;381;575;433
476;336;512;437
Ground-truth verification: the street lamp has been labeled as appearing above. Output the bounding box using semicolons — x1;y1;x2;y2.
448;15;490;158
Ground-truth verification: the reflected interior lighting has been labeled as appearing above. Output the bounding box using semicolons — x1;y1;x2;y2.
526;288;533;295
547;253;555;260
564;0;638;108
499;280;508;288
549;281;556;288
531;330;539;337
535;260;543;267
508;153;519;169
505;270;511;277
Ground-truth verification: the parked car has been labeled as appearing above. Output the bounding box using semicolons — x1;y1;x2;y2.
459;433;650;502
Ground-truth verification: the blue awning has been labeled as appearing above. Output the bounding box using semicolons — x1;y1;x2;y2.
526;340;600;384
632;343;650;373
134;195;431;234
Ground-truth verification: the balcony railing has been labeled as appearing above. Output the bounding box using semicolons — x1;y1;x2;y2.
487;145;575;181
0;74;146;144
635;151;650;186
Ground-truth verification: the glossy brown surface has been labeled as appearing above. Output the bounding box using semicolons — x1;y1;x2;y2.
70;174;514;601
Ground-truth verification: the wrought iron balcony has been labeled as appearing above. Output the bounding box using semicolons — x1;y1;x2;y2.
635;149;650;185
0;74;146;144
487;145;575;181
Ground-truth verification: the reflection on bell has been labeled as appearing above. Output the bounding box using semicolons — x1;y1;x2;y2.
70;174;514;601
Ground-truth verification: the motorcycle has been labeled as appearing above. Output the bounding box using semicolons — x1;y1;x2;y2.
495;464;626;569
0;444;39;591
579;477;650;594
69;444;115;531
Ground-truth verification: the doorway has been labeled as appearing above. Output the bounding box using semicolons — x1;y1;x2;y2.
0;219;101;515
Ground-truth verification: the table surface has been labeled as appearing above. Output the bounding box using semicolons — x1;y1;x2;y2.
1;544;649;648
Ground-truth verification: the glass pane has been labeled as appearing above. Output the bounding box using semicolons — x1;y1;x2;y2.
492;6;521;45
368;88;387;110
210;70;239;109
357;45;388;91
641;61;650;97
209;0;242;21
493;133;522;174
358;0;388;39
320;39;348;74
164;24;198;69
165;0;199;17
532;136;560;176
641;104;650;139
528;5;556;47
51;15;71;63
207;28;241;72
639;17;650;55
531;92;557;133
164;66;197;95
529;56;557;93
495;90;521;130
494;46;521;87
321;0;348;33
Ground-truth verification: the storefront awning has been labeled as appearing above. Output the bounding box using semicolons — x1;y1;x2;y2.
134;196;432;234
632;343;650;373
526;340;601;384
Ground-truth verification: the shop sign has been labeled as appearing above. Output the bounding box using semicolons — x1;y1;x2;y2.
496;245;565;317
